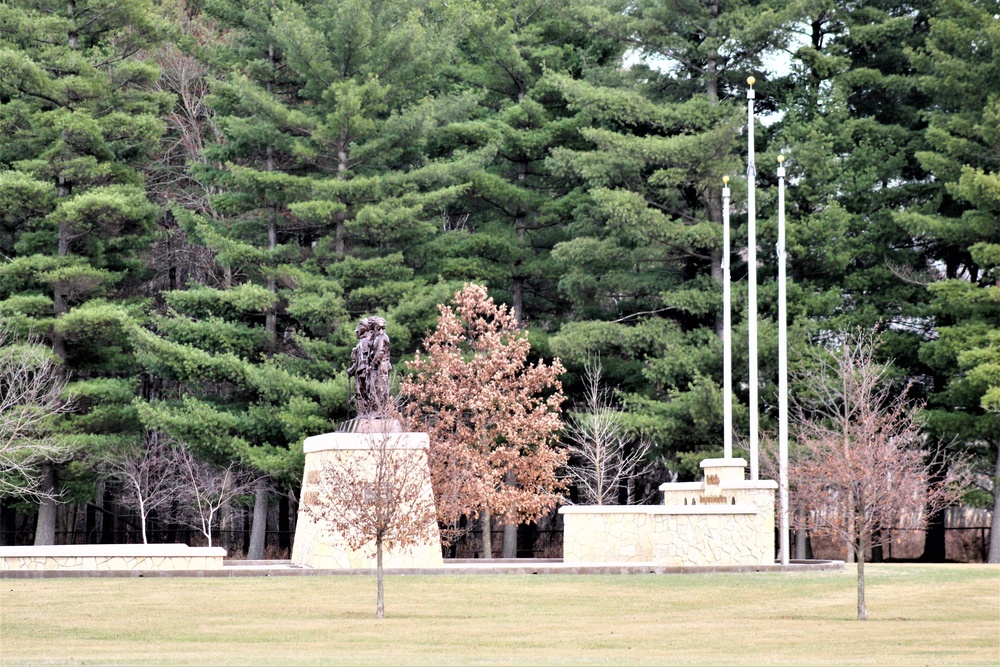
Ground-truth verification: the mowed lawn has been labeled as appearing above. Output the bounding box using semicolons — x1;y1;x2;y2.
1;564;997;666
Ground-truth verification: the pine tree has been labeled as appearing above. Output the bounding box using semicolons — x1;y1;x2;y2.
0;0;166;543
547;0;788;479
135;0;478;555
905;0;1000;560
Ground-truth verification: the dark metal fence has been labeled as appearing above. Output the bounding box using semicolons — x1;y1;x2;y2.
2;502;992;562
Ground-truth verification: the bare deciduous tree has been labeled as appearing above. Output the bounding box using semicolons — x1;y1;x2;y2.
101;434;188;544
791;330;970;620
563;357;651;505
0;320;74;499
306;413;438;618
175;447;259;548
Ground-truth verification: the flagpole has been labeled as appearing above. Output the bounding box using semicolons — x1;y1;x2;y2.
747;76;759;481
722;175;733;460
777;155;789;565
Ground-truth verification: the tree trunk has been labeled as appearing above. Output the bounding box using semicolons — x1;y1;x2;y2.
501;522;517;559
265;203;277;353
247;479;268;560
376;533;385;619
67;0;78;49
53;188;70;362
265;129;277;353
138;495;149;544
481;509;492;559
921;509;947;562
100;483;115;544
500;470;518;558
856;540;867;621
845;513;855;563
0;498;13;546
871;529;883;563
795;527;808;560
988;446;1000;563
278;494;291;552
512;160;527;327
512;275;524;327
34;465;57;545
217;499;231;551
921;448;949;562
86;481;101;544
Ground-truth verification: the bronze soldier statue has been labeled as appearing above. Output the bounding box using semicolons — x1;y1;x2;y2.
346;316;392;417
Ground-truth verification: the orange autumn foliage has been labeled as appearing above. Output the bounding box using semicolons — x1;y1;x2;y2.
402;284;567;538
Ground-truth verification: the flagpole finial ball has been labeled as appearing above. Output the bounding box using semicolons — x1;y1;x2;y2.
723;175;730;184
747;76;755;87
777;155;785;163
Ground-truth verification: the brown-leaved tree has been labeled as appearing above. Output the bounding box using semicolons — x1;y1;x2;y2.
790;330;970;620
403;283;567;559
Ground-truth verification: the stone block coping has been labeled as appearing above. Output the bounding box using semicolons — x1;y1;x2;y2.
658;479;778;492
559;505;757;515
303;431;429;453
0;544;226;558
719;479;779;490
700;458;748;468
658;482;705;491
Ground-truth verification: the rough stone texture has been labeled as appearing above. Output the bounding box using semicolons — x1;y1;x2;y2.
0;544;226;571
561;458;777;566
291;431;443;569
0;557;845;578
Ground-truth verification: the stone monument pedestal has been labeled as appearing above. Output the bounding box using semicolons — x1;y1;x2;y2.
291;430;443;569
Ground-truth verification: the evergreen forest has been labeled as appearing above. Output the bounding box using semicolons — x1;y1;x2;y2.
0;0;997;559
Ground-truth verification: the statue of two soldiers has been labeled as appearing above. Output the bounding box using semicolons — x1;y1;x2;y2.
346;316;392;417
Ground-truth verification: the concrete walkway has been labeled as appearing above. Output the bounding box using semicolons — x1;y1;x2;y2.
1;557;844;578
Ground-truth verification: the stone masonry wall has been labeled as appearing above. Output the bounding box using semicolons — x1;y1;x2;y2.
561;458;777;566
291;431;443;569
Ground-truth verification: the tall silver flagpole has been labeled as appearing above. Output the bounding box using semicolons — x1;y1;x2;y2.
747;76;759;480
777;154;789;565
722;175;733;460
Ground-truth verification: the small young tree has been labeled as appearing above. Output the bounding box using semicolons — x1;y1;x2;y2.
175;447;259;548
564;357;651;505
101;434;187;544
0;320;74;499
402;283;567;558
306;414;438;619
791;330;970;620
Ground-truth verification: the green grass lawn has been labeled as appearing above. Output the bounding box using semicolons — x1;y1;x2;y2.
1;564;997;666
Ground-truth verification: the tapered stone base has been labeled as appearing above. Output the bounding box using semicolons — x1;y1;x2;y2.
291;431;443;569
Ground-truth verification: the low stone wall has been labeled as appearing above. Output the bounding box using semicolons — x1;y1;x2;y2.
561;458;777;567
0;544;226;572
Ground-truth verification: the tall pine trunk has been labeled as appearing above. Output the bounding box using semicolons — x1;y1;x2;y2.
34;465;57;545
248;479;268;560
989;443;1000;563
